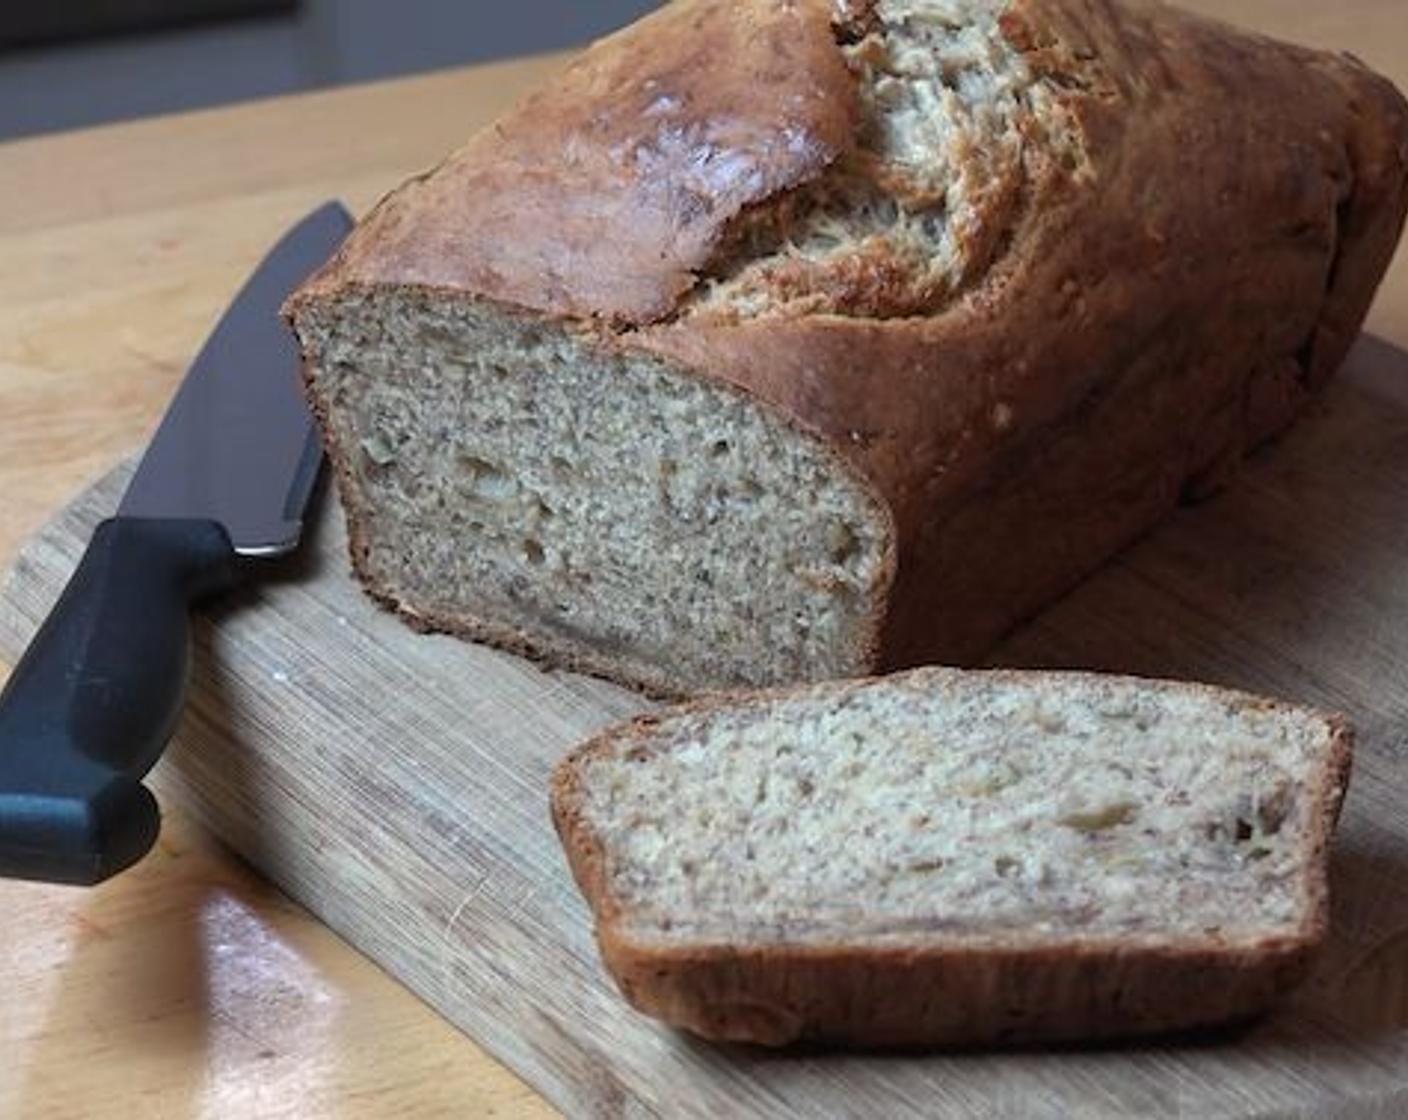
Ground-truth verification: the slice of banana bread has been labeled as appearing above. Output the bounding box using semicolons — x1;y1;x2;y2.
551;668;1353;1047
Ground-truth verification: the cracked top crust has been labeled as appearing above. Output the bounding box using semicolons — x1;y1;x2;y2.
295;0;1408;346
296;0;1107;329
293;0;859;326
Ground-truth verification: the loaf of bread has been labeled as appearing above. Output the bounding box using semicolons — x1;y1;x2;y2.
286;0;1408;697
551;668;1353;1047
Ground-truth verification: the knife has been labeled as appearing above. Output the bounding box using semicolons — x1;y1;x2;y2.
0;201;352;887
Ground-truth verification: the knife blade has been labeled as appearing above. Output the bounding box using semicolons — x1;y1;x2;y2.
0;201;352;886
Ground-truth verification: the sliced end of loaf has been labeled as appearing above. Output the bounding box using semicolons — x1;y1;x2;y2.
290;289;896;695
551;668;1353;1046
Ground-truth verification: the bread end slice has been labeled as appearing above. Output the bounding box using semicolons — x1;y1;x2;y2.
551;669;1353;1047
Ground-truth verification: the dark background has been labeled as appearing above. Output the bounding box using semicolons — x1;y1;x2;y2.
0;0;659;140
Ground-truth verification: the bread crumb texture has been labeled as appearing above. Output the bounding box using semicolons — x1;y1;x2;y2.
573;672;1340;946
686;0;1088;321
298;295;891;691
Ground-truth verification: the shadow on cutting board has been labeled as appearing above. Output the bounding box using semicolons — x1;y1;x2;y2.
1317;839;1408;1036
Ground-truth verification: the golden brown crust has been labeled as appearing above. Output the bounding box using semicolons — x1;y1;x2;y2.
628;0;1408;667
290;0;858;327
549;668;1356;1047
288;0;1408;691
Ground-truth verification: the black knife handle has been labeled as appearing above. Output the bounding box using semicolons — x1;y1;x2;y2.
0;517;238;885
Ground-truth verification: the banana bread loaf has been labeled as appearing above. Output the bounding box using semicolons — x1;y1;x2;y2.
286;0;1408;696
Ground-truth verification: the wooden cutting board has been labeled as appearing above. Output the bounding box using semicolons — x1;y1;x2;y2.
5;337;1408;1117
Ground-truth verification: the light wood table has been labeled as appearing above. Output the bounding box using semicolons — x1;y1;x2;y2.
0;4;1404;1116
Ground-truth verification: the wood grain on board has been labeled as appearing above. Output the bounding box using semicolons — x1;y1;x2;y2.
1;1;1407;1116
6;339;1408;1117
